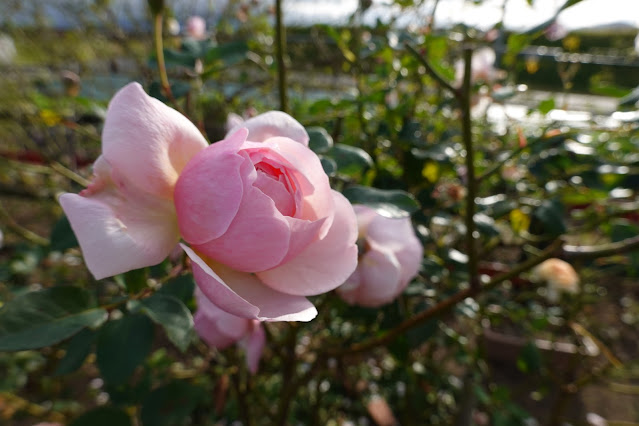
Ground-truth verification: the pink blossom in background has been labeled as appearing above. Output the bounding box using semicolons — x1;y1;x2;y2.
186;16;207;40
194;287;265;373
545;21;568;41
454;47;504;86
59;82;358;322
337;205;423;308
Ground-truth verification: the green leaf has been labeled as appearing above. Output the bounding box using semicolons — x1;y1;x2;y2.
204;40;249;67
55;328;95;375
131;294;194;353
50;214;79;251
96;314;154;384
327;143;374;175
307;127;334;154
70;406;132;426
157;274;195;305
532;199;566;236
342;186;419;218
537;98;555;115
0;287;107;351
141;381;207;426
122;268;148;294
319;156;337;177
516;341;542;373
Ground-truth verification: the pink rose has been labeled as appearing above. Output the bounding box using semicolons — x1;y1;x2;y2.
59;83;358;322
337;205;423;307
186;16;207;40
194;287;265;373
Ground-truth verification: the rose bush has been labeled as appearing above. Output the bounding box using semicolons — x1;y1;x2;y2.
336;205;423;307
194;287;265;374
60;83;358;322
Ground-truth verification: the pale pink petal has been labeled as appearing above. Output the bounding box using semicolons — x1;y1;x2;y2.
244;137;334;231
225;112;245;132
227;111;309;146
241;323;265;374
335;268;362;305
183;245;317;322
102;82;208;199
174;129;249;245
353;204;379;234
59;158;179;279
193;183;291;272
257;191;358;296
253;171;295;216
357;246;403;307
366;214;423;287
194;287;249;348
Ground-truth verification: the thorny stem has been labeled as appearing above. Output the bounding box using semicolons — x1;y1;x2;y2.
404;42;460;101
323;239;564;357
275;0;288;113
154;13;171;98
460;46;479;290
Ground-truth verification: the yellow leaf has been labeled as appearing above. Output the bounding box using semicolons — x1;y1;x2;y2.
421;161;440;183
510;208;530;233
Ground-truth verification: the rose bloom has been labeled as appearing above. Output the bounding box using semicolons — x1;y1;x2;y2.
533;258;579;303
186;16;207;40
336;205;423;307
60;83;358;322
194;287;265;373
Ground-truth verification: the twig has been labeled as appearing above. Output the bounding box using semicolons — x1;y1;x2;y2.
569;322;622;368
404;42;459;100
562;235;639;260
323;239;563;356
0;203;49;246
50;161;90;187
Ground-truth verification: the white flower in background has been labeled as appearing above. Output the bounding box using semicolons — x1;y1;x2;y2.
0;33;17;65
167;17;181;36
586;412;608;426
533;258;579;303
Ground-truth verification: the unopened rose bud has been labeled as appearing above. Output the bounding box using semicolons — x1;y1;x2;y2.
61;70;81;97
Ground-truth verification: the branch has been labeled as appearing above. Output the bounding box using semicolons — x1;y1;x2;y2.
275;0;288;113
460;46;479;290
562;235;639;260
323;239;563;356
404;42;460;100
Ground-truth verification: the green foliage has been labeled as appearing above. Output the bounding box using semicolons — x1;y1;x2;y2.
96;314;154;385
0;287;107;351
140;381;208;426
128;294;194;352
343;185;420;218
69;406;132;426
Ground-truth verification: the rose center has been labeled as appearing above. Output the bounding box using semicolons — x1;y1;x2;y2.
253;161;296;217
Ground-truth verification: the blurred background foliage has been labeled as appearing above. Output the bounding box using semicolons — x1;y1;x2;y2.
1;0;639;425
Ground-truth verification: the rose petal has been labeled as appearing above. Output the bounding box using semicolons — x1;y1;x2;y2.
227;111;309;146
102;82;208;199
59;158;179;280
359;246;403;307
175;129;249;245
241;323;265;374
257;191;358;296
183;245;317;322
194;286;249;348
193;182;291;272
